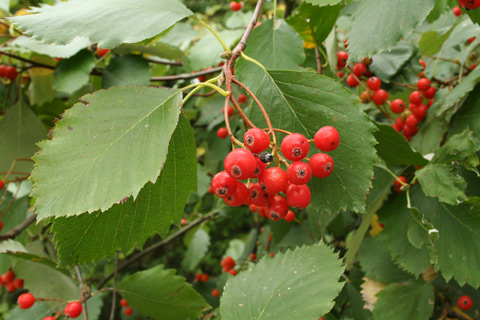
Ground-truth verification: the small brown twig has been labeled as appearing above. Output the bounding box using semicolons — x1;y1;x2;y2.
151;66;223;82
0;214;37;240
109;253;119;320
314;47;322;74
229;94;256;128
390;81;416;90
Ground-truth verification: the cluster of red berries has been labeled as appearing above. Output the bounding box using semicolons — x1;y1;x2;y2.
210;125;339;221
120;298;133;317
221;256;237;276
0;65;18;80
18;292;84;319
453;0;480;16
0;269;24;292
458;295;473;311
194;273;210;282
230;1;242;11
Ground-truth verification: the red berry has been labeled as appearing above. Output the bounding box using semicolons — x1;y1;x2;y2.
18;293;35;309
244;128;270;153
228;269;237;276
120;298;129;307
405;115;419;128
423;86;436;99
211;171;237;198
6;282;16;292
346;74;359;87
353;63;367;77
249;253;256;261
402;124;414;137
65;301;83;318
286;184;311;209
197;75;207;82
237;94;247;103
224;149;256;180
309;153;334;178
344;39;349;48
390;99;405;114
337;51;349;68
367;77;382;91
459;0;480;10
3;270;14;283
0;179;3;190
281;133;310;161
230;1;242;11
284;210;295;222
223;105;234;116
403;132;411;142
265;195;288;221
394;176;407;193
471;64;477;70
419;59;426;70
409;91;423;104
259;167;288;194
249;204;257;213
270;252;275;257
372;89;389;105
427;99;434;108
217;127;228;139
200;273;209;282
314;126;340;152
43;317;56;320
453;6;462;16
417;78;431;91
211;289;220;297
458;295;473;311
221;256;236;271
336;71;344;78
412;104;427;121
257;206;266;218
252;157;267;178
13;278;23;289
224;182;249;207
287;161;312;185
97;48;109;57
0;221;3;231
124;307;133;316
0;65;6;78
249;183;273;206
5;66;17;80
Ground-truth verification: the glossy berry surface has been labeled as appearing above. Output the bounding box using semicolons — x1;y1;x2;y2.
18;293;35;309
346;74;359;87
372;89;389;105
217;127;228;139
417;78;431;91
259;167;288;194
411;104;427;121
337;51;349;67
281;133;309;161
287;161;312;185
211;171;237;198
286;184;311;209
224;149;256;180
367;77;382;91
314;126;340;152
244;128;270;153
265;195;288;221
224;182;249;207
65;301;83;318
409;91;424;104
459;0;480;10
453;6;462;16
237;93;247;103
43;317;55;320
221;256;236;271
229;1;242;11
310;153;334;178
97;48;109;57
458;295;473;311
249;183;273;206
405;115;419;128
252;157;267;178
390;99;405;114
353;63;367;77
284;210;295;222
423;86;436;99
419;59;426;70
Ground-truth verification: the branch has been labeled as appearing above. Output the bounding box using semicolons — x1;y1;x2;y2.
142;56;182;66
109;253;119;320
151;66;223;82
314;47;322;75
0;214;36;240
0;51;55;70
230;0;265;60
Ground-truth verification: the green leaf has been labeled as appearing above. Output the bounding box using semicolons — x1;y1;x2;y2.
287;3;341;46
450;84;480;145
9;0;193;49
102;55;151;88
9;36;90;58
219;244;345;320
347;0;435;61
28;70;56;106
182;228;210;271
376;196;432;275
53;49;96;95
113;43;183;61
0;101;47;176
0;195;27;237
118;265;209;320
358;238;412;284
303;0;342;5
411;185;480;287
52;115;196;266
374;123;428;166
8;304;57;320
369;42;416;81
416;130;479;205
410;102;449;155
373;280;435;320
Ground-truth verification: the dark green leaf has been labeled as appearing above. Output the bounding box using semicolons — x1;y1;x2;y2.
182;228;210;271
369;42;416;82
102;55;151;88
53;49;96;94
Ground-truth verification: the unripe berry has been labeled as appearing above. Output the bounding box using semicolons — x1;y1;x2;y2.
18;293;35;309
409;91;423;104
360;91;372;104
237;94;247;103
259;167;288;194
265;195;288;221
217;127;228;139
390;99;405;114
314;126;340;152
309;153;334;178
417;78;431;91
458;295;473;311
281;133;309;161
284;210;295;222
346;74;359;87
244;128;270;153
224;149;257;180
367;77;381;91
224;182;249;207
353;63;367;77
372;89;388;105
211;171;237;198
287;161;312;185
286;184;311;209
64;301;83;318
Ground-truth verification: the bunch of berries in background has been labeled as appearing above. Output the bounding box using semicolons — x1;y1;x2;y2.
120;298;133;317
0;65;18;80
0;269;24;292
210;124;339;222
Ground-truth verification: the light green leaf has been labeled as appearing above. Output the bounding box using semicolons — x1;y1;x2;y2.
0;0;9;12
118;265;209;320
0;240;27;253
8;304;57;320
224;239;245;261
31;86;183;219
347;0;435;61
303;0;342;5
113;42;183;60
52;115;197;266
419;26;456;56
0;101;47;176
102;55;151;88
373;280;435;320
410;102;449;155
182;228;210;271
9;0;193;49
28;70;56;106
53;49;96;95
374;123;428;166
220;244;345;320
416;130;479;205
9;36;90;58
0;195;27;237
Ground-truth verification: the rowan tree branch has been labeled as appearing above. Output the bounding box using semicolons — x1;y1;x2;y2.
151;66;223;82
0;214;36;241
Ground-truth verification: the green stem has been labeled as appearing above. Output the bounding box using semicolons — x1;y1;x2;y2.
181;76;229;105
240;52;267;71
191;16;230;52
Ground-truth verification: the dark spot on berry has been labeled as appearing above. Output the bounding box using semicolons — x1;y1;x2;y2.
271;212;280;219
218;188;227;195
246;136;254;145
325;163;332;172
251;190;258;199
233;166;241;176
293;148;301;157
